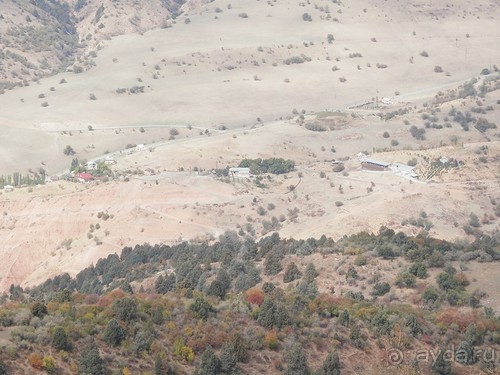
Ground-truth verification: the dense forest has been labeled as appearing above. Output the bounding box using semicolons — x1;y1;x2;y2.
0;229;498;374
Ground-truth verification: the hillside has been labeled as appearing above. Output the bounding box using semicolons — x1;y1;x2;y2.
0;0;199;91
0;0;499;174
0;231;498;374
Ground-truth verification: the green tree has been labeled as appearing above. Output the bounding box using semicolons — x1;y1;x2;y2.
456;340;475;365
78;338;106;375
220;341;240;374
31;301;48;318
0;358;7;375
63;145;76;156
154;354;164;375
371;282;391;296
194;347;221;375
317;351;341;375
189;297;214;320
112;297;138;322
465;323;480;345
151;305;164;325
395;271;416;288
436;273;458;291
303;263;318;283
284;342;310;375
409;262;428;278
283;262;302;283
338;310;350;327
103;318;126;346
52;326;70;351
422;287;440;305
405;315;423;337
264;250;283;276
431;348;452;375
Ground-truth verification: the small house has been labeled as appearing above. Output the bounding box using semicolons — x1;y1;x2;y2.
136;144;146;152
105;155;116;164
86;161;97;170
3;185;14;192
75;172;94;183
229;167;250;178
391;163;418;179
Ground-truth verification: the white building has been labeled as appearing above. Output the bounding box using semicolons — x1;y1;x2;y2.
136;144;146;152
229;167;250;178
86;161;97;170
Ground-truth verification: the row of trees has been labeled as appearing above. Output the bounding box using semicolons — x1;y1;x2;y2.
238;158;295;174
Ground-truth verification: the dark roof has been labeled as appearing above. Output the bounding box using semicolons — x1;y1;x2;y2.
363;158;391;167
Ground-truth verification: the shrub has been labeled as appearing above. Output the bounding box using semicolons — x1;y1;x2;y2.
382;131;390;138
103;318;126;346
420;51;429;57
434;66;443;73
52;326;70;351
395;272;416;288
283;262;302;283
372;282;391;296
31;301;48;318
79;339;106;375
302;13;312;21
189;297;214;320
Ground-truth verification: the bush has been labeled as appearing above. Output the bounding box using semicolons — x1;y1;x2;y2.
31;302;48;318
395;272;416;288
79;338;106;375
103;318;126;346
63;145;75;155
302;13;312;21
283;262;302;283
372;282;391;296
52;326;70;351
189;297;214;320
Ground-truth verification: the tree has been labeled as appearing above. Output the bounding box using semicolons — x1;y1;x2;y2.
103;318;126;346
371;282;391;296
327;34;335;44
264;250;282;276
338;310;350;327
283;262;302;283
112;297;138;322
456;340;475;365
220;341;239;374
154;354;164;375
431;349;452;375
284;342;310;375
31;301;48;318
189;297;214;320
63;145;76;156
0;358;7;375
207;269;231;299
156;274;176;294
52;326;70;351
79;338;106;375
409;262;428;278
194;347;221;375
395;271;416;288
303;263;318;283
317;351;341;375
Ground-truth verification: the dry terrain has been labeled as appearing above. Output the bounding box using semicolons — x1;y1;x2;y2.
0;0;498;307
